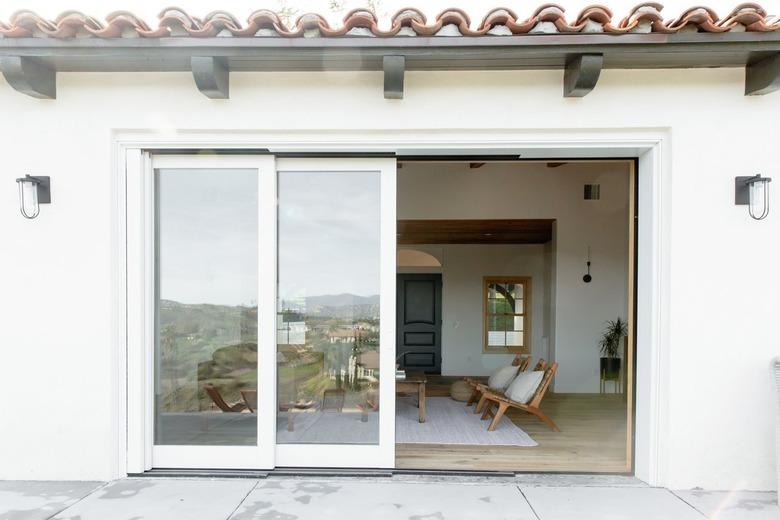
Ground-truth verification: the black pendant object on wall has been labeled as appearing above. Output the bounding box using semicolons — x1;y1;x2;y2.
583;261;592;283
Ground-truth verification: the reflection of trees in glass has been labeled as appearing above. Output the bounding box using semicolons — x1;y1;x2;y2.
198;342;258;409
348;329;364;391
277;306;380;411
160;323;179;410
158;301;258;412
488;283;523;329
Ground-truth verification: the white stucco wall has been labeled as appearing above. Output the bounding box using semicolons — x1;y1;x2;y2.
1;68;779;491
396;162;630;391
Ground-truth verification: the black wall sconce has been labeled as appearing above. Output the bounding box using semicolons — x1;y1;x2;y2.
735;174;772;220
16;174;51;219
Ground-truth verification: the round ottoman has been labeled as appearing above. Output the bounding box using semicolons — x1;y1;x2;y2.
450;380;472;402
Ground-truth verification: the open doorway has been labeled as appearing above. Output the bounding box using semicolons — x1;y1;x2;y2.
394;159;636;473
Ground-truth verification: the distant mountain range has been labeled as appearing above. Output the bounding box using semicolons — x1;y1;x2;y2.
287;293;380;319
300;293;379;319
304;293;380;308
161;293;380;320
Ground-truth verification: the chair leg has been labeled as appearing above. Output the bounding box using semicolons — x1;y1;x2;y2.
475;394;489;414
480;401;494;420
488;402;509;431
466;388;480;406
530;407;560;432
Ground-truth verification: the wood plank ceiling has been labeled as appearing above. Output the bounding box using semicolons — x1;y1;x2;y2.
397;219;554;245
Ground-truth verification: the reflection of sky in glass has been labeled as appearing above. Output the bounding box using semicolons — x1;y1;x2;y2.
278;170;380;300
157;169;258;306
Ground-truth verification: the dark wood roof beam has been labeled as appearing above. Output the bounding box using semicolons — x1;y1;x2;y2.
745;53;780;96
191;56;229;99
0;56;55;99
383;55;405;100
563;53;603;98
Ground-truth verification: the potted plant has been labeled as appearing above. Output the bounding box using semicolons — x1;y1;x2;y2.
599;318;627;379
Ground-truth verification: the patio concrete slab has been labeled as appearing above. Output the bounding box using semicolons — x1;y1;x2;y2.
521;486;704;520
0;481;103;520
3;478;777;520
515;474;646;488
50;478;258;520
673;490;779;520
230;478;537;520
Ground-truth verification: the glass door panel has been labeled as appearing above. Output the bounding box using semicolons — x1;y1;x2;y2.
275;158;396;468
145;154;394;470
276;170;380;445
155;168;258;447
150;155;276;470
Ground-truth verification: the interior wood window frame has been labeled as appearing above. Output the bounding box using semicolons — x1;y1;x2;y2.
482;275;532;354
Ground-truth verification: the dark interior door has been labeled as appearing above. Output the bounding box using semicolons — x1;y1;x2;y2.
397;274;442;374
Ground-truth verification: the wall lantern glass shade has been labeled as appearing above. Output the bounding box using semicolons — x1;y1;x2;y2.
15;175;51;219
735;175;772;220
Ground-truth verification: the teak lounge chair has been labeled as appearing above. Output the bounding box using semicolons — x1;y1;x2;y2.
470;357;548;412
203;383;247;413
479;362;559;432
464;354;532;407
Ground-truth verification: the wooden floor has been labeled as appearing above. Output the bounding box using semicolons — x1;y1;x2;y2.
396;376;630;473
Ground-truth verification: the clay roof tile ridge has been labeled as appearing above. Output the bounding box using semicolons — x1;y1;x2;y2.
0;4;779;39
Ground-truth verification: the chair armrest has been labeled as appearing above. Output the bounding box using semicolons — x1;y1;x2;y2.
492;394;512;405
478;386;502;400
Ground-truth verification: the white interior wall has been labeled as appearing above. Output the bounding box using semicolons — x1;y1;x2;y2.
1;68;778;491
399;243;549;375
397;162;630;391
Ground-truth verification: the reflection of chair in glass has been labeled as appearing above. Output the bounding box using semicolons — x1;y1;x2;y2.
322;388;346;412
357;389;379;422
359;389;379;410
279;400;317;432
240;389;257;413
203;384;247;413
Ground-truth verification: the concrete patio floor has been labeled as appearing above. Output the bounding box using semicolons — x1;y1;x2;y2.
0;475;777;520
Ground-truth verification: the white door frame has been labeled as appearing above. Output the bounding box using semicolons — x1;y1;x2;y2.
126;154;277;470
115;128;670;486
124;153;397;471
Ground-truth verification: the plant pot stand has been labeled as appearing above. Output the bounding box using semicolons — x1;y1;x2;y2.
600;357;622;394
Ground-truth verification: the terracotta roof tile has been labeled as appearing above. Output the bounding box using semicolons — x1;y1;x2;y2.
0;3;778;39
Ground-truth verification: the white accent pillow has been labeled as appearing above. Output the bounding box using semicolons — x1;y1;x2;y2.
505;370;544;404
487;364;519;391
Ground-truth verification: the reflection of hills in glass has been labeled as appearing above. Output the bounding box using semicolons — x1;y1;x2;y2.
158;296;380;413
281;293;380;319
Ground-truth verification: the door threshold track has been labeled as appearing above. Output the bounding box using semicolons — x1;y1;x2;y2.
132;469;270;479
393;469;516;478
133;468;548;479
270;468;394;478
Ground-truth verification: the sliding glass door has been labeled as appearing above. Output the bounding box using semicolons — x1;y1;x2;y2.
150;155;277;469
275;158;396;468
145;155;395;470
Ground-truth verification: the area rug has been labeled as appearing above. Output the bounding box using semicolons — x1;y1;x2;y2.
396;396;537;446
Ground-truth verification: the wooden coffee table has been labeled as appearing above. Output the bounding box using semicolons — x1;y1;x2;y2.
396;370;427;423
